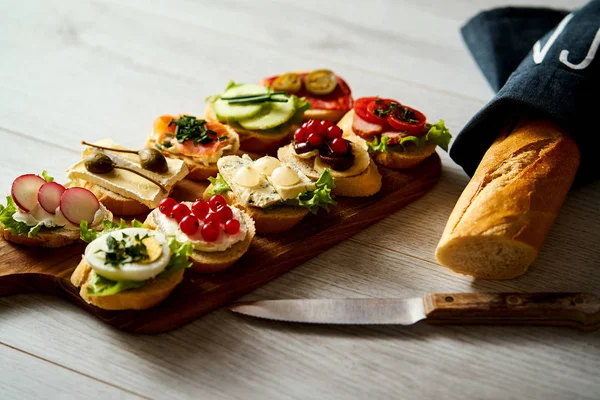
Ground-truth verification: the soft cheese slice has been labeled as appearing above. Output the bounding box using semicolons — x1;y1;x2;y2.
266;163;316;201
67;139;189;208
217;154;281;208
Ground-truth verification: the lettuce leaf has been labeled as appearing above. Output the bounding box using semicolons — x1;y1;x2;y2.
165;238;194;271
367;120;452;153
0;196;30;235
207;174;232;195
289;95;312;125
297;169;337;214
41;170;54;182
80;218;145;243
87;274;146;297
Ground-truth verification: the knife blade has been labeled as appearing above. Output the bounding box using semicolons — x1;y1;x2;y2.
229;292;600;331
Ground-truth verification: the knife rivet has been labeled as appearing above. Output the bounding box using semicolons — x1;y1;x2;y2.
507;295;520;305
445;296;454;303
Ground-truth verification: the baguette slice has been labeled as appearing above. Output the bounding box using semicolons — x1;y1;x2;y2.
338;109;437;169
144;207;255;273
435;119;580;279
203;184;309;233
80;180;150;216
277;143;381;197
70;257;184;310
1;209;113;248
204;102;294;154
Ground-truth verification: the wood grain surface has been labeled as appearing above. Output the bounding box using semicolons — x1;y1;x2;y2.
1;0;599;399
0;157;440;333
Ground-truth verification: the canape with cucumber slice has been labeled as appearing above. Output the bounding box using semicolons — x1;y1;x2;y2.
205;81;311;154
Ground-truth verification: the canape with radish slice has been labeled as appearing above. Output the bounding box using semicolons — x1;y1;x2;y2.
38;182;66;214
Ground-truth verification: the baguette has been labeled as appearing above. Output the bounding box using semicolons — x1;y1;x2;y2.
80;180;150;216
71;258;184;310
435;119;580;279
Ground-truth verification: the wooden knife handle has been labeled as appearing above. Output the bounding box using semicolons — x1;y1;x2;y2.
423;293;600;331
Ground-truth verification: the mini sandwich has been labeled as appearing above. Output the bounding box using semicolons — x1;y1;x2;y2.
71;221;193;310
260;69;353;123
338;97;452;169
144;195;255;274
0;171;111;247
204;154;336;233
205;81;310;154
278;119;382;197
146;114;240;181
67;139;189;216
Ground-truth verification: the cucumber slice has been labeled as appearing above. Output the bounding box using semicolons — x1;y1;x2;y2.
213;84;269;121
239;94;296;130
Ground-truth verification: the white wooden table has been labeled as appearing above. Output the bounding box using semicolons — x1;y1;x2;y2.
1;1;599;398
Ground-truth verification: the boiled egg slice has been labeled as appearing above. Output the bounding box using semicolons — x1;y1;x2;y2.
84;227;171;282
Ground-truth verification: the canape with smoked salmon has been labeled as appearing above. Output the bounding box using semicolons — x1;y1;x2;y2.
260;69;353;123
337;97;452;169
146;114;240;181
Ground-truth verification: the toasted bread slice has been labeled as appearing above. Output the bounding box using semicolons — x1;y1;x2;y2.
144;207;255;273
338;110;437;169
1;209;114;248
145;126;240;181
79;180;150;216
203;184;309;233
204;102;294;154
277;143;382;197
70;257;184;310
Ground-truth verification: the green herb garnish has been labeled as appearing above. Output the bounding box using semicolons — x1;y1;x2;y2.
98;233;150;267
169;115;225;146
373;101;419;124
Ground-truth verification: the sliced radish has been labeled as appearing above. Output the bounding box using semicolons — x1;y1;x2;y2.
60;187;100;225
11;174;46;212
38;182;66;214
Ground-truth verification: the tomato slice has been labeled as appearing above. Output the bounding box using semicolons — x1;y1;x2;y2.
387;105;426;135
354;97;387;126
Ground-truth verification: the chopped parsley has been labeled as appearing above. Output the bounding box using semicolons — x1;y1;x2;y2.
373;101;419;124
168;115;228;146
98;232;149;267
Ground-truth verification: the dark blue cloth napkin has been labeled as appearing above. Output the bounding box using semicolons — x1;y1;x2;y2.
451;0;600;183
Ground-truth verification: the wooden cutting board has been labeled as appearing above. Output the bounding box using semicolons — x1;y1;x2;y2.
0;154;441;333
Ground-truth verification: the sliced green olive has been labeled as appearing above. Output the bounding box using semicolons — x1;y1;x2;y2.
272;72;302;93
305;69;337;95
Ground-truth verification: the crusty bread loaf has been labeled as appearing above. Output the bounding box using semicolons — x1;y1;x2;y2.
144;207;255;273
435;119;580;279
203;184;309;233
80;180;150;216
70;258;184;310
277;143;382;197
338;110;437;169
204;102;293;154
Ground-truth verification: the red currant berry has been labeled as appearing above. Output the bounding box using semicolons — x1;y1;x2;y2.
201;222;220;242
224;219;240;235
158;197;177;216
209;194;227;212
171;203;191;222
216;205;233;222
301;121;309;129
191;200;209;219
179;215;200;236
308;133;323;147
204;211;221;225
325;125;343;140
320;119;334;129
294;127;308;143
306;120;319;133
330;137;349;155
312;121;327;136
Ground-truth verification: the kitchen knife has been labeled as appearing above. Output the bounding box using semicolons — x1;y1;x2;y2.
229;293;600;331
